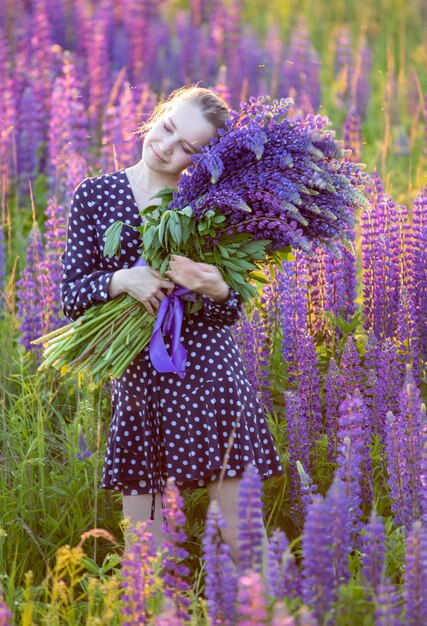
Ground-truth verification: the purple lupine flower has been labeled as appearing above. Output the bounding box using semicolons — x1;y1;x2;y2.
17;85;43;195
121;519;158;626
325;474;353;589
301;493;335;622
40;197;68;332
0;225;5;308
174;12;208;93
396;286;422;387
324;235;358;346
385;365;427;529
420;419;427;526
0;80;16;194
159;478;191;621
251;308;273;412
282;16;321;113
0;594;11;626
213;65;232;107
324;357;346;462
333;26;353;108
339;335;364;397
305;243;327;336
264;22;285;101
55;150;88;208
336;390;374;543
360;508;386;596
122;0;146;84
334;26;352;76
343;106;362;163
152;596;187;626
259;263;287;340
221;2;247;107
280;255;309;385
375;338;405;442
87;19;110;136
361;193;401;340
265;528;301;601
285;391;311;529
47;51;88;187
232;312;261;399
169;96;369;256
16;225;45;357
294;328;323;447
202;500;238;626
410;187;427;361
75;426;92;461
402;520;427;625
352;36;372;119
374;579;403;626
28;0;55;142
362;329;387;441
237;463;265;575
296;460;319;515
236;571;269;626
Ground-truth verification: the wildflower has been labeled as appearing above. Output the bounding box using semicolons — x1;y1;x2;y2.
202;500;238;625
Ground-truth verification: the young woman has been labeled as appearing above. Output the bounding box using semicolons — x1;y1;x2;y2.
61;85;284;564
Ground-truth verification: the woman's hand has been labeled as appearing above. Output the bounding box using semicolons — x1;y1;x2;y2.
165;255;230;302
109;266;175;316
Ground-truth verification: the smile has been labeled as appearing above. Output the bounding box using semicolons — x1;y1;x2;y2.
152;146;167;163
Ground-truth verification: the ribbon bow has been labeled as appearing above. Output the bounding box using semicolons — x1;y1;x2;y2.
133;257;195;378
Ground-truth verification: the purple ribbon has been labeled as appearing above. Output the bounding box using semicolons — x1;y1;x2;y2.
133;257;194;378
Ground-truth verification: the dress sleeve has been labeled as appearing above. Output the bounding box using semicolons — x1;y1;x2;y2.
201;287;242;326
60;178;116;321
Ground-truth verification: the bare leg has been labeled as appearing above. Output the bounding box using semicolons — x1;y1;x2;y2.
122;493;165;553
206;477;269;572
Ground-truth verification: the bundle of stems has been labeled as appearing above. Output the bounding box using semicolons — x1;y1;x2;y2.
33;294;154;382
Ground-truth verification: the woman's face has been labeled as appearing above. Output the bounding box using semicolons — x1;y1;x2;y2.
142;98;216;176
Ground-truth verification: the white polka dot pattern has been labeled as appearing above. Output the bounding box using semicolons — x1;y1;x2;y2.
60;170;284;500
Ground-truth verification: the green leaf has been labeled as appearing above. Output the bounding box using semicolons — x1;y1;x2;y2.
103;221;124;258
142;226;156;250
212;215;226;224
169;212;182;248
159;255;170;275
339;236;356;256
249;271;271;284
217;245;230;259
222;258;256;271
158;212;170;245
181;205;193;217
224;269;247;285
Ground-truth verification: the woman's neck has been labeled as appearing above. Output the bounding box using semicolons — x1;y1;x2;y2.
128;159;179;193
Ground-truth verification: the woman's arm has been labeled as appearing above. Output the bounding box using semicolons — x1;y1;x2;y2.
60;178;117;321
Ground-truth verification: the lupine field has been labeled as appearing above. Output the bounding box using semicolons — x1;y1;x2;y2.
1;0;427;624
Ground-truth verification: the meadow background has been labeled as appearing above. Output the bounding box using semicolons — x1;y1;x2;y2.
0;0;427;623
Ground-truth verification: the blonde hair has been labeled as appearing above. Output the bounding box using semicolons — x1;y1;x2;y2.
138;84;231;139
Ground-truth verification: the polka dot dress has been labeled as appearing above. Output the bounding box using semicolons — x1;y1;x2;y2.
61;170;284;517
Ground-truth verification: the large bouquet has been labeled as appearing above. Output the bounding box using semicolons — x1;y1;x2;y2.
34;96;369;381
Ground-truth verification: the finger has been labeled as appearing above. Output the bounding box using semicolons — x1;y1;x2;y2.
160;279;175;289
150;269;163;278
142;300;155;316
149;296;160;310
156;291;167;302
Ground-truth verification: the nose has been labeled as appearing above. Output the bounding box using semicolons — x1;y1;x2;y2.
159;137;173;154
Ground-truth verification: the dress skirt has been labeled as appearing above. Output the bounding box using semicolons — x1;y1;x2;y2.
100;309;284;517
